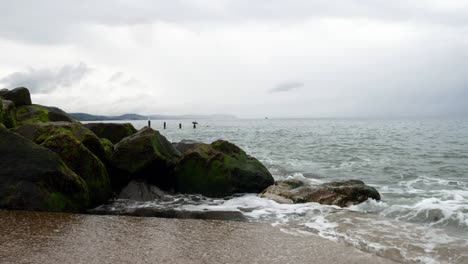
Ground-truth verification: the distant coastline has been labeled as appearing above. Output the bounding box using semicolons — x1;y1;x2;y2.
69;112;237;121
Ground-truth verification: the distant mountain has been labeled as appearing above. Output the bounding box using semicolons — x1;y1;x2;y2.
69;112;236;121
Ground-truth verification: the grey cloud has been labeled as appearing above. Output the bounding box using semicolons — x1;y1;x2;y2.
269;82;304;93
123;78;140;86
1;1;468;44
0;63;91;93
109;72;125;82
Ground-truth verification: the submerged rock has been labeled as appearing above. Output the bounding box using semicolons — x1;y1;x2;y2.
0;87;31;106
84;123;137;144
91;206;246;221
110;127;181;189
0;126;90;212
260;178;380;207
174;140;274;197
92;180;246;221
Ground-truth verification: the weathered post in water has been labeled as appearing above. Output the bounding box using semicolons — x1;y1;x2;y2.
192;121;198;129
179;123;182;129
164;122;166;130
148;119;151;128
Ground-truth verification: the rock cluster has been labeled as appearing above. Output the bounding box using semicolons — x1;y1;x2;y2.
0;87;380;215
0;87;276;213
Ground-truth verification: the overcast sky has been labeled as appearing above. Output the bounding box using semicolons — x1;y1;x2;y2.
1;0;467;118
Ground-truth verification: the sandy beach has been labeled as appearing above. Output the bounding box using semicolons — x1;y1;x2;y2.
0;210;396;264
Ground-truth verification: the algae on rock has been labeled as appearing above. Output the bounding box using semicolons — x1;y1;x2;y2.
41;133;112;206
174;140;274;197
0;126;90;212
84;123;137;144
16;104;74;125
110;127;181;190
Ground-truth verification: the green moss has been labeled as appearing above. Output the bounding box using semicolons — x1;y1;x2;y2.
175;153;231;196
45;192;67;211
33;123;97;145
41;133;112;206
16;104;50;125
174;140;274;197
0;110;16;128
0;99;17;128
100;138;114;160
211;140;244;155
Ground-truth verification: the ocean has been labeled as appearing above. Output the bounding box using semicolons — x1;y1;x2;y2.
93;118;468;263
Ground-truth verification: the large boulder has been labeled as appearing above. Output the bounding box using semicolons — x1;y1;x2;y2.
84;123;137;144
110;127;181;189
16;104;74;125
260;178;381;207
0;126;90;212
0;99;17;128
12;122;112;205
173;140;274;197
12;122;108;163
40;133;112;206
0;87;31;106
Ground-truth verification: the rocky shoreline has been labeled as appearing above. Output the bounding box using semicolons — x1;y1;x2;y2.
1;87;381;218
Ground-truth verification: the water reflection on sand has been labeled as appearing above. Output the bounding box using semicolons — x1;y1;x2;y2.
0;210;395;264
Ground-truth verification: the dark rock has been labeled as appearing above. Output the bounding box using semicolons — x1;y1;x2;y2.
0;87;31;106
84;123;137;144
110;127;181;189
118;180;166;201
260;178;381;207
13;122;107;158
90;205;246;221
47;111;74;122
174;140;274;197
40;133;112;206
0;126;90;212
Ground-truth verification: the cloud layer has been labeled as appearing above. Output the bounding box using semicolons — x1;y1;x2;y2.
0;63;91;93
269;82;304;93
0;1;467;117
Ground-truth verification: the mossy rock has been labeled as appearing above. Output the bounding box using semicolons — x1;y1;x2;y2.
13;122;109;163
110;127;181;190
0;87;31;106
0;99;17;128
41;133;112;206
16;104;75;125
84;123;138;144
174;140;274;197
0;128;90;212
12;122;113;205
100;138;114;161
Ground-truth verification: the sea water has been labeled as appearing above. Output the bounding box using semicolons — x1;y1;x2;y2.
92;118;468;263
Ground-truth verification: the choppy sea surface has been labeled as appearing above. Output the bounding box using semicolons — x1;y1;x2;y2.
94;118;468;264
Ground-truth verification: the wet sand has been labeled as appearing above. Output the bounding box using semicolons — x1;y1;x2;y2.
0;210;396;264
